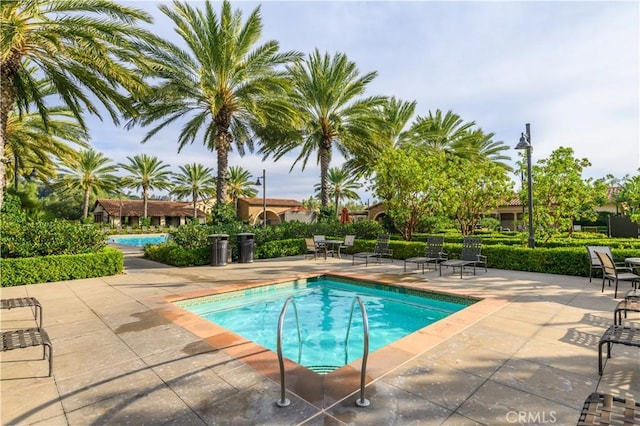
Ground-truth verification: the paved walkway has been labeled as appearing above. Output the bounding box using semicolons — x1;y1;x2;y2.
1;249;638;425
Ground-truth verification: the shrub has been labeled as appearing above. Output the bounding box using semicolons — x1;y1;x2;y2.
1;248;123;286
144;242;210;266
0;219;107;258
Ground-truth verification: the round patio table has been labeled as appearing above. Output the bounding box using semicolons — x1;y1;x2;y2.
625;258;640;271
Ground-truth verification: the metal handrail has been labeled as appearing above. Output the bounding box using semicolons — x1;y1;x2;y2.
275;297;301;407
345;296;370;407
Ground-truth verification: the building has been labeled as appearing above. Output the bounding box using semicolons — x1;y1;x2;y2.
235;197;310;225
92;199;206;228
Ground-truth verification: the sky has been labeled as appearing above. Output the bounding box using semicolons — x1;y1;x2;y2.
88;0;640;203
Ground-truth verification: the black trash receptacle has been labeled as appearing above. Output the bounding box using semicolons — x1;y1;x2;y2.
208;234;229;266
237;233;255;263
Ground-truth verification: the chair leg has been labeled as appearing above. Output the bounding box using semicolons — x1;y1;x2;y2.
614;279;618;298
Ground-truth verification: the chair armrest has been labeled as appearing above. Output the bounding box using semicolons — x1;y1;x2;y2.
439;251;448;261
477;254;487;264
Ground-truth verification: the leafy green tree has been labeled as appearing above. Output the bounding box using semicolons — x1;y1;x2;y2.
119;154;173;219
314;166;361;216
171;163;216;218
227;166;258;212
525;147;608;242
260;49;387;207
618;171;640;223
0;0;162;208
372;147;453;241
127;0;301;207
54;149;119;219
448;157;513;235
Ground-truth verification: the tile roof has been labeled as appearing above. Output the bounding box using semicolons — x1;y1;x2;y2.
95;199;206;217
238;197;302;207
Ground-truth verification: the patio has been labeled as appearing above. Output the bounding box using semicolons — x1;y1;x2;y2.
1;248;638;425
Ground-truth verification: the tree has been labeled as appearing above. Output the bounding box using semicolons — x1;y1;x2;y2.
226;166;258;212
525;147;608;242
260;49;387;207
404;109;475;155
0;0;162;208
372;147;453;241
119;154;173;219
171;163;216;218
343;96;416;178
55;149;120;219
617;171;640;223
127;0;302;207
4;72;89;189
313;166;361;216
448;157;513;235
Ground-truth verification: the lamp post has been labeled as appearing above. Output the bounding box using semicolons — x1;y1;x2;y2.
119;199;123;227
254;169;266;228
515;123;535;248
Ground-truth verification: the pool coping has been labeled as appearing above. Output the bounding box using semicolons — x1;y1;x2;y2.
153;271;509;409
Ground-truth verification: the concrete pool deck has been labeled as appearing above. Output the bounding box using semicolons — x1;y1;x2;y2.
1;249;639;425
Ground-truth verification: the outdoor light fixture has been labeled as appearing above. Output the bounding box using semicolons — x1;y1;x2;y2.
515;123;535;248
254;169;266;228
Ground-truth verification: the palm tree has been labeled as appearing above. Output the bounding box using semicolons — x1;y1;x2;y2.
343;96;416;178
404;109;476;155
171;163;216;218
126;0;302;207
0;0;162;208
260;49;387;207
461;129;512;170
227;166;258;212
314;166;361;216
119;154;173;219
55;149;119;219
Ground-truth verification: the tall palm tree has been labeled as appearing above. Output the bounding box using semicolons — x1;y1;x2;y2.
227;166;258;212
126;0;302;207
6;107;89;189
404;109;476;155
55;149;119;219
119;154;173;219
462;129;512;170
0;0;162;208
343;96;416;178
260;49;387;207
314;166;361;216
171;163;216;218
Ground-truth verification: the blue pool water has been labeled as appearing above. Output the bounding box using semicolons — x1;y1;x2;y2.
176;276;475;374
108;234;168;247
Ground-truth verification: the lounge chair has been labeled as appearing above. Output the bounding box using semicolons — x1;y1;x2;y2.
586;245;631;282
353;234;393;266
439;237;486;278
595;251;640;298
404;236;448;273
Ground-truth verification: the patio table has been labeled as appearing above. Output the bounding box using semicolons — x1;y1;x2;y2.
319;240;344;258
625;257;640;274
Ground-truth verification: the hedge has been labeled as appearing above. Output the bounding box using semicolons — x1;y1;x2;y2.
1;247;124;287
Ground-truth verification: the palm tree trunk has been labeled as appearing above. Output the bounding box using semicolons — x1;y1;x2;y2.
143;187;148;219
319;140;331;206
192;194;197;221
214;116;231;206
334;193;339;217
83;188;91;219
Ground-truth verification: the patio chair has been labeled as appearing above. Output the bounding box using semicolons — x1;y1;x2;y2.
338;235;356;258
439;237;487;278
353;234;393;266
305;238;322;260
404;236;448;273
577;393;640;425
585;246;631;282
595;251;640;298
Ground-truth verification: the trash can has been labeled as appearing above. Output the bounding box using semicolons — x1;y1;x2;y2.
237;233;255;263
208;234;229;266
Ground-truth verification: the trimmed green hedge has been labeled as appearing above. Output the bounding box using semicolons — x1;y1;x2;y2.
1;247;123;287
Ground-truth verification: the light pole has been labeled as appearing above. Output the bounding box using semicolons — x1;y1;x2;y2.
254;169;266;227
119;199;123;228
515;123;535;248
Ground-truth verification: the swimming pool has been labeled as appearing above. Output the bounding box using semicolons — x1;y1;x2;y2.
176;275;476;374
108;234;169;247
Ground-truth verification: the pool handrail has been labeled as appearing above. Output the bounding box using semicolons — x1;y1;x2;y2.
345;296;370;407
275;296;301;407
